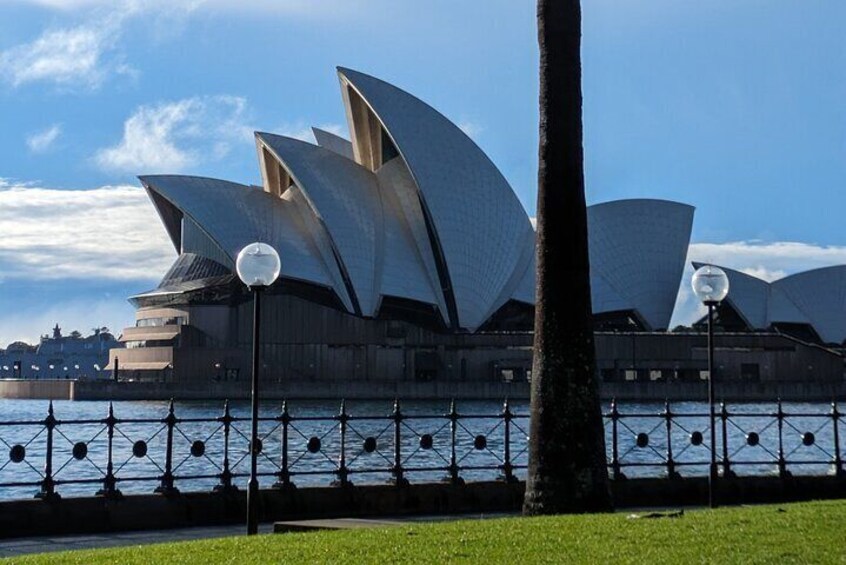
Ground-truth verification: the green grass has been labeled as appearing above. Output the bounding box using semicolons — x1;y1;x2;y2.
8;500;846;564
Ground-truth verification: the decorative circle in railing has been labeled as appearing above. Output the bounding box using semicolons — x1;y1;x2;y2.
473;435;487;450
746;432;760;447
307;436;321;453
419;434;433;450
190;440;205;458
363;437;377;453
250;439;263;455
132;440;148;458
72;442;88;460
636;433;649;448
690;431;704;446
802;432;815;447
9;444;25;464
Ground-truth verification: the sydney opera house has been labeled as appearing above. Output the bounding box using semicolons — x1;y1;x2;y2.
108;68;844;392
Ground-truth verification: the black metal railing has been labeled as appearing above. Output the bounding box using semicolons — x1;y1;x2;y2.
0;399;842;501
607;399;844;480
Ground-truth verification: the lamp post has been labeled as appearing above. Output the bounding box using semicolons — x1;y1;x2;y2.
691;264;730;509
236;242;281;536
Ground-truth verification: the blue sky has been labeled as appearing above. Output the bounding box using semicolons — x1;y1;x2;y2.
0;0;844;344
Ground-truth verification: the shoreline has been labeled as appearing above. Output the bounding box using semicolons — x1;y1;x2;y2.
1;378;844;403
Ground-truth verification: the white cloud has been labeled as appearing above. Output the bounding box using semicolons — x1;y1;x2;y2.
0;1;201;89
10;0;113;8
0;180;174;281
11;0;357;17
0;11;128;89
1;0;364;89
276;122;345;143
26;124;62;153
94;95;252;173
689;241;846;275
669;240;846;327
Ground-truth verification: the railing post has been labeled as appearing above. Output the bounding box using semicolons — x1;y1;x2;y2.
776;398;789;479
214;400;236;493
274;400;294;489
97;402;121;499
36;401;60;501
500;398;516;483
832;401;843;479
720;402;733;478
335;400;350;488
446;399;463;485
610;399;623;480
391;399;408;486
664;400;677;479
155;399;179;495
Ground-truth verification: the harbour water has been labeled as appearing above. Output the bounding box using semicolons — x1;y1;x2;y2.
0;399;841;501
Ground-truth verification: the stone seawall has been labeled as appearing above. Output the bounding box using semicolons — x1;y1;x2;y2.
0;379;73;400
0;379;843;402
1;476;844;539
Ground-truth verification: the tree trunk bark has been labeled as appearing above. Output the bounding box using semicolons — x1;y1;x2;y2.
523;0;613;515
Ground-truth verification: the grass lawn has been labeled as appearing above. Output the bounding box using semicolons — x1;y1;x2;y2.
7;500;846;564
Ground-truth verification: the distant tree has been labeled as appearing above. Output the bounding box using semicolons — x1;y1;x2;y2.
523;0;612;515
69;330;82;339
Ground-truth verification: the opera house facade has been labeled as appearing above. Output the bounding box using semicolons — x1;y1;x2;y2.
108;68;843;393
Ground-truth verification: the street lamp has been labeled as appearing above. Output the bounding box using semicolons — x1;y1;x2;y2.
236;242;281;536
691;264;730;509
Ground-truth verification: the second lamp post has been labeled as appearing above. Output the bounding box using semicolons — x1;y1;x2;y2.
235;242;281;536
691;264;730;509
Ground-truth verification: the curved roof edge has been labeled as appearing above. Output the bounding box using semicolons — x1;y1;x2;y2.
255;131;384;316
690;261;812;330
139;174;350;307
337;66;535;332
588;199;694;330
312;127;354;160
774;264;846;284
590;198;696;213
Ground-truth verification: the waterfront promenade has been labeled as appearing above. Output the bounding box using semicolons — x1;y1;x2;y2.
0;514;509;558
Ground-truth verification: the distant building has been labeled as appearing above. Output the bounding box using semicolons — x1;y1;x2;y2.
0;325;120;380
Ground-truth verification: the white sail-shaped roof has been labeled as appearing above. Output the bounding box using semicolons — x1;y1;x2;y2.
337;67;535;331
588;199;694;330
138;69;706;335
691;263;846;344
312;127;354;160
141;175;341;294
257;132;384;316
691;263;772;329
374;158;448;315
774;266;846;344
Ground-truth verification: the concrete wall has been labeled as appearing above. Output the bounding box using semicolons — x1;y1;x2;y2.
0;379;73;400
1;476;844;539
60;379;846;402
68;379;530;401
596;332;844;383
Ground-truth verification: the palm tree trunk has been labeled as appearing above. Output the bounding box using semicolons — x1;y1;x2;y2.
523;0;613;515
